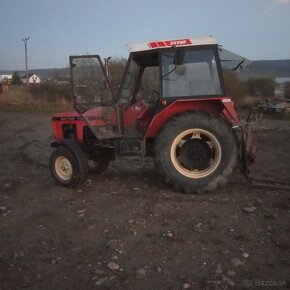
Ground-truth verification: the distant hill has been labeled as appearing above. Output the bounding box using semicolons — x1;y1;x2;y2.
238;59;290;79
1;59;290;80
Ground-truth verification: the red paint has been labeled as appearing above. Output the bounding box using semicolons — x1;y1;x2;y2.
148;38;192;49
123;101;154;134
52;97;240;142
221;101;240;125
52;111;86;143
144;98;240;138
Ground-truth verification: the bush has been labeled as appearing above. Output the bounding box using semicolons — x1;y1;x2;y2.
11;72;23;85
242;78;275;99
107;57;127;96
223;72;276;108
29;83;72;103
223;71;245;105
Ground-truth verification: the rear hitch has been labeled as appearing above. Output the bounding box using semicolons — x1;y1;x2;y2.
250;177;290;191
241;108;290;191
240;109;258;177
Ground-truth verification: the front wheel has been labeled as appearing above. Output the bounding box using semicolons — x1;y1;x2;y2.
154;112;237;193
88;159;110;173
49;146;83;187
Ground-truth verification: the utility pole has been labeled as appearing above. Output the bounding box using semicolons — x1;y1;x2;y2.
22;37;30;92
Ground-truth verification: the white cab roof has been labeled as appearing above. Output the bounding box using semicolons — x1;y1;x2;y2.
126;35;218;53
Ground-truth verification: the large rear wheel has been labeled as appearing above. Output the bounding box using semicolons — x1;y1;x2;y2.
154;112;237;193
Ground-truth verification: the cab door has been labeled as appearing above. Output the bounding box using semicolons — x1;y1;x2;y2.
70;55;121;139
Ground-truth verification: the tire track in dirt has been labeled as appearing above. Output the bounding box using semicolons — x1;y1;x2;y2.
0;114;52;171
0;125;35;146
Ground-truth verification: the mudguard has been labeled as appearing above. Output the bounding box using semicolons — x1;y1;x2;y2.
145;98;240;138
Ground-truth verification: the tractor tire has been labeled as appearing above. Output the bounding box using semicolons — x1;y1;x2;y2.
154;111;237;193
88;159;110;174
49;145;84;187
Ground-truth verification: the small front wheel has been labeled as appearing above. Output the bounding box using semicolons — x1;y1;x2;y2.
49;146;83;187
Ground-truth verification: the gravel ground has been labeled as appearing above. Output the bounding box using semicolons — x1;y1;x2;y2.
0;111;289;289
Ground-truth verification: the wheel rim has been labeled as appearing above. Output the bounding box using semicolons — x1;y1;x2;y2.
170;128;222;178
55;156;73;181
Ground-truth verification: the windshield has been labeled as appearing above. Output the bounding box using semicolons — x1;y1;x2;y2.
71;56;112;105
162;48;222;98
70;56;119;139
219;47;251;71
119;56;141;103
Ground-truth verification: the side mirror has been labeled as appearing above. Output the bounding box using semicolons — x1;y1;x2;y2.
174;48;185;65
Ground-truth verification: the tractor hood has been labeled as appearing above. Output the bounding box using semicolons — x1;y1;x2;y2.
52;107;109;121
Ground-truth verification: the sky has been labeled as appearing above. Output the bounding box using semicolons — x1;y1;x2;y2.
0;0;290;71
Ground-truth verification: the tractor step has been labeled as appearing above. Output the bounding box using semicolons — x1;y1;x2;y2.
116;137;142;155
250;177;290;191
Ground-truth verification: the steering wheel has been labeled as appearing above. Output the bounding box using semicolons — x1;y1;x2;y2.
143;89;160;106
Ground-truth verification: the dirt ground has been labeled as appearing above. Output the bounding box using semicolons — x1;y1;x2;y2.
0;111;289;290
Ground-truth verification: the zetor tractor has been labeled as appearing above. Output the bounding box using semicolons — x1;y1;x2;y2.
49;36;254;193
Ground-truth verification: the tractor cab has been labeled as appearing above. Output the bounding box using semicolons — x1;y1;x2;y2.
69;36;246;142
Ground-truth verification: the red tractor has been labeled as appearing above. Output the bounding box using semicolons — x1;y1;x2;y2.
49;36;254;193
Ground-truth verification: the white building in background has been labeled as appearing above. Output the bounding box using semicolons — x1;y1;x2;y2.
22;73;41;84
0;74;12;83
275;77;290;98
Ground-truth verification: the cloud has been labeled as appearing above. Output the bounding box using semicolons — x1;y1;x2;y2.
252;0;288;25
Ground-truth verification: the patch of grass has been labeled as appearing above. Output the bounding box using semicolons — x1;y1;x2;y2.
262;111;290;121
0;85;73;113
0;102;73;113
30;83;71;103
237;106;290;121
237;107;252;120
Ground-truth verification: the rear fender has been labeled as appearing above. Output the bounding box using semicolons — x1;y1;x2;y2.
51;139;89;173
144;98;240;138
